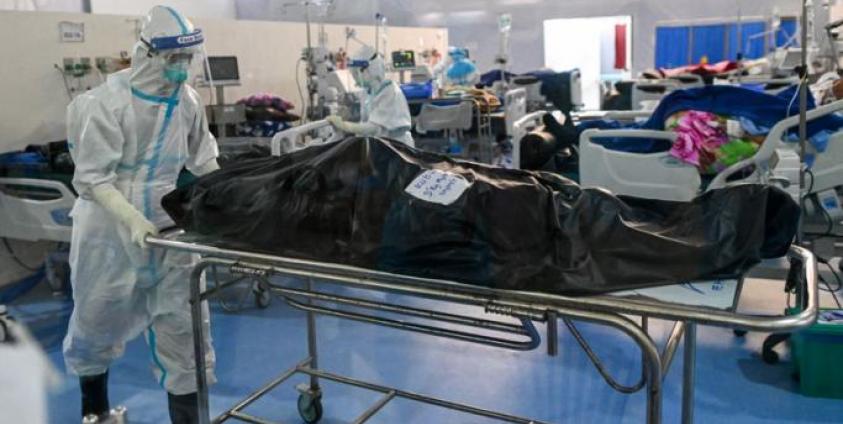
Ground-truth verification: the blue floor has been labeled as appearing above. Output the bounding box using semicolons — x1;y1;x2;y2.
8;278;843;424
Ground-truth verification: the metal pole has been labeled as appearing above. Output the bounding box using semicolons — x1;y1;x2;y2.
190;262;212;424
660;322;686;377
736;0;743;83
681;323;697;424
305;3;312;53
546;311;558;356
306;278;320;390
374;14;380;55
798;0;809;245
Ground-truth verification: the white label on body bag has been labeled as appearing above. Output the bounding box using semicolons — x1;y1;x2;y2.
405;169;472;206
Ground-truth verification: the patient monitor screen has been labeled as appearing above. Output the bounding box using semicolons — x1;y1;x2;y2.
391;50;416;70
205;56;240;84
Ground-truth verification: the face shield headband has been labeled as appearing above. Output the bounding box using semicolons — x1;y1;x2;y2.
348;50;379;71
141;29;204;55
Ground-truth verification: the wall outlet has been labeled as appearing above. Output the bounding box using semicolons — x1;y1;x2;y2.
62;57;92;77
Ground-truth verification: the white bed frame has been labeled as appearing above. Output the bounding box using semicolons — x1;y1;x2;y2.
579;98;843;202
0;178;74;242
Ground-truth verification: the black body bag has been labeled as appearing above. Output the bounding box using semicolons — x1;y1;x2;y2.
163;137;798;296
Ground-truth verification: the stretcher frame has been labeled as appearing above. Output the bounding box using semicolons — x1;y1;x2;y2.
147;231;818;424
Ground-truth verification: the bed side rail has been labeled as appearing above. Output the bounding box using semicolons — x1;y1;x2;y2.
270;119;338;156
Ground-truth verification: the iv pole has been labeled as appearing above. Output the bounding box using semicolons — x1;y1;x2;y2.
798;0;808;245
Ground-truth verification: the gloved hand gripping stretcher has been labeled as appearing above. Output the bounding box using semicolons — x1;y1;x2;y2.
147;136;819;424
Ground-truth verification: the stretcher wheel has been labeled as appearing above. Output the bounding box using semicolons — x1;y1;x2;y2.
761;333;789;365
253;286;271;309
733;329;747;337
762;347;780;364
297;393;323;424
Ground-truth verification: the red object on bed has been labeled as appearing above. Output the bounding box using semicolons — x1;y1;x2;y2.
659;60;738;77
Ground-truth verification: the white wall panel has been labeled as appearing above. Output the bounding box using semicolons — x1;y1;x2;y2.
237;0;802;73
0;9;446;151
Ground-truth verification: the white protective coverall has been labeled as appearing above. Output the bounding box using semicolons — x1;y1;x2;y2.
327;45;415;147
63;5;218;395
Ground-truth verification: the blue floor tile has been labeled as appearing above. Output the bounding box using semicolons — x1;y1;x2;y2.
8;278;843;424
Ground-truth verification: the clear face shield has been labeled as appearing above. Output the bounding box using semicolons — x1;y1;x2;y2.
348;59;371;90
143;28;208;86
163;52;194;83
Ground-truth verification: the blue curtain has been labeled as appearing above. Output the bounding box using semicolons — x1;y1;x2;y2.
777;18;798;47
655;26;690;68
691;24;727;63
728;21;767;60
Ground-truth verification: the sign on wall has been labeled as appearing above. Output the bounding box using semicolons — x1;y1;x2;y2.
58;21;85;43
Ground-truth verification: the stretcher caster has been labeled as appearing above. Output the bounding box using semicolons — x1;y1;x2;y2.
761;333;790;364
297;392;323;424
762;348;779;364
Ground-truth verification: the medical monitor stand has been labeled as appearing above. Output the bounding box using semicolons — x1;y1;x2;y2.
202;56;242;144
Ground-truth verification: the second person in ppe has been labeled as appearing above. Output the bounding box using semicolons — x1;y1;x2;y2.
327;45;415;147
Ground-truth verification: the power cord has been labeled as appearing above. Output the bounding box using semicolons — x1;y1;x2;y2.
813;254;843;308
802;170;843;239
808;169;834;238
785;74;807;119
1;238;41;272
54;64;74;101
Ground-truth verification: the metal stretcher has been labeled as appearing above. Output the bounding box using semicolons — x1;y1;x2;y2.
146;230;818;424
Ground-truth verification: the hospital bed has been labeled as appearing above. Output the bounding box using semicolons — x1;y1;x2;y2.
615;75;796;112
272;89;522;166
146;229;817;424
573;110;653;124
627;75;705;111
270;120;342;156
724;75;801;93
577;98;843;203
0;178;74;243
411;95;496;162
0;177;75;291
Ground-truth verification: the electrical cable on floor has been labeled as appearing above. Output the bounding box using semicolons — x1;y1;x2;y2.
815;255;843;310
817;257;843;291
802;169;842;239
1;238;41;272
819;275;842;308
809;170;835;238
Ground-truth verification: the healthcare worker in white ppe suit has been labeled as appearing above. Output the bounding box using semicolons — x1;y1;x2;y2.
327;45;415;147
63;6;218;423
